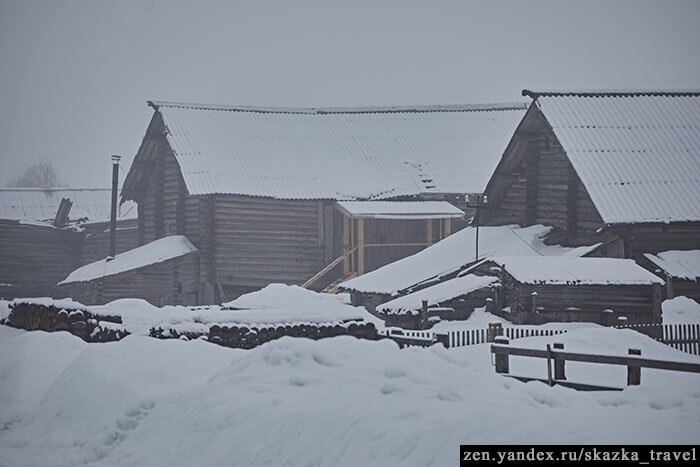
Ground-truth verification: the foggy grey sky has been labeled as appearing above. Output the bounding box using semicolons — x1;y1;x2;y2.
1;0;699;188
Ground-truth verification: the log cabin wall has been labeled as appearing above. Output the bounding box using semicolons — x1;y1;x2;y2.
80;219;139;265
613;223;700;256
0;221;81;298
213;195;323;295
69;252;200;306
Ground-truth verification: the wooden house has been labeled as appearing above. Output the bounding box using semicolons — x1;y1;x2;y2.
58;235;199;306
121;101;527;303
470;256;665;325
480;90;700;258
0;188;138;299
639;250;700;302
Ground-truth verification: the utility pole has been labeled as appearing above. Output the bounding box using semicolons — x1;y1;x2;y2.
466;194;488;262
108;155;121;261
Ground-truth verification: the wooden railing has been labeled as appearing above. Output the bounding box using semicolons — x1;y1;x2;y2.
490;337;700;390
302;247;357;289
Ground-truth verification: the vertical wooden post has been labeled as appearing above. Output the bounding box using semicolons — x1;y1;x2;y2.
652;282;662;323
420;300;428;330
342;215;350;275
444;218;452;237
350;218;355;272
553;343;566;380
665;273;674;299
357;218;365;275
530;291;538;314
494;336;509;374
426;219;433;246
627;348;641;386
546;344;553;386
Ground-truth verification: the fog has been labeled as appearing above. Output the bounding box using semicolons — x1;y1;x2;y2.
1;0;699;188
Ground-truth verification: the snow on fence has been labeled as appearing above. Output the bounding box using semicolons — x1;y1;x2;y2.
381;326;569;349
490;337;700;391
615;323;700;356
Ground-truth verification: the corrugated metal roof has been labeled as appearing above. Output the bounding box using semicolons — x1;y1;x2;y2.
335;201;463;219
150;101;528;200
531;90;700;224
643;250;700;280
0;188;137;223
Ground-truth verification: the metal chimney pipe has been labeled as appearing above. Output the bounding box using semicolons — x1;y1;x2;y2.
109;155;121;260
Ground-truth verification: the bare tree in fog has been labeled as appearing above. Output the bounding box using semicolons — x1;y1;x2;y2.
7;161;66;189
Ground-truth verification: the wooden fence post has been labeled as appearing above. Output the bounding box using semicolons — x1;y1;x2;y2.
546;344;553;386
420;300;428;330
553;342;566;380
628;348;641;386
494;336;509;374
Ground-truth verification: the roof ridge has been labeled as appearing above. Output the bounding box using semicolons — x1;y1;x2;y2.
148;101;528;114
0;187;114;192
522;89;700;99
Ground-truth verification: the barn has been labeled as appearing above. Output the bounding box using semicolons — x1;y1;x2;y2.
120;101;527;303
0;188;138;299
480;90;700;257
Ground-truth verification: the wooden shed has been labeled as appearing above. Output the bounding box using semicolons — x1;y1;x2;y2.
121;101;527;303
480;90;700;257
470;256;665;325
59;235;199;306
0;188;138;299
640;250;700;302
376;274;498;329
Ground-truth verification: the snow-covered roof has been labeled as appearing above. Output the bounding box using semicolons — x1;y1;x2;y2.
378;274;497;315
644;250;700;280
59;235;197;285
335;201;463;219
339;224;598;295
527;90;700;224
0;188;137;223
491;256;665;286
142;101;527;200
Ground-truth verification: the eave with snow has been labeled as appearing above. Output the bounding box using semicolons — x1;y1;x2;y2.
119;100;526;303
638;250;700;303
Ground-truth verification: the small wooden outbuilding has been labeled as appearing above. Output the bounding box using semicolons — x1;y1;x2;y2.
470;256;665;325
59;235;199;306
640;250;700;302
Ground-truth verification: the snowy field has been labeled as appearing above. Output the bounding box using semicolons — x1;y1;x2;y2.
1;320;700;466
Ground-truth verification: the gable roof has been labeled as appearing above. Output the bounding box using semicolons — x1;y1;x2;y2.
125;101;527;201
0;188;137;224
525;89;700;224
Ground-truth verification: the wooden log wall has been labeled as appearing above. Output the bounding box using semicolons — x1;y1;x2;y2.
214;195;322;289
80;219;139;265
0;221;81;299
68;253;200;306
616;223;700;256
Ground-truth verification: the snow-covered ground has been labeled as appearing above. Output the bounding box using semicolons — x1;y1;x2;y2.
662;296;700;324
1;322;699;467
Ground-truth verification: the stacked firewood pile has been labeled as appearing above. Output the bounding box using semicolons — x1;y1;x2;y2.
4;301;126;342
4;302;379;349
150;321;378;349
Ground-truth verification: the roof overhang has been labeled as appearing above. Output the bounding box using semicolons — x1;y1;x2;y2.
335;201;464;220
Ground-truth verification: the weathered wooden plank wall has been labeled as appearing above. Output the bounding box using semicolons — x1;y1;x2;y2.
80;219;139;265
68;253;200;306
0;221;81;298
213;195;322;290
